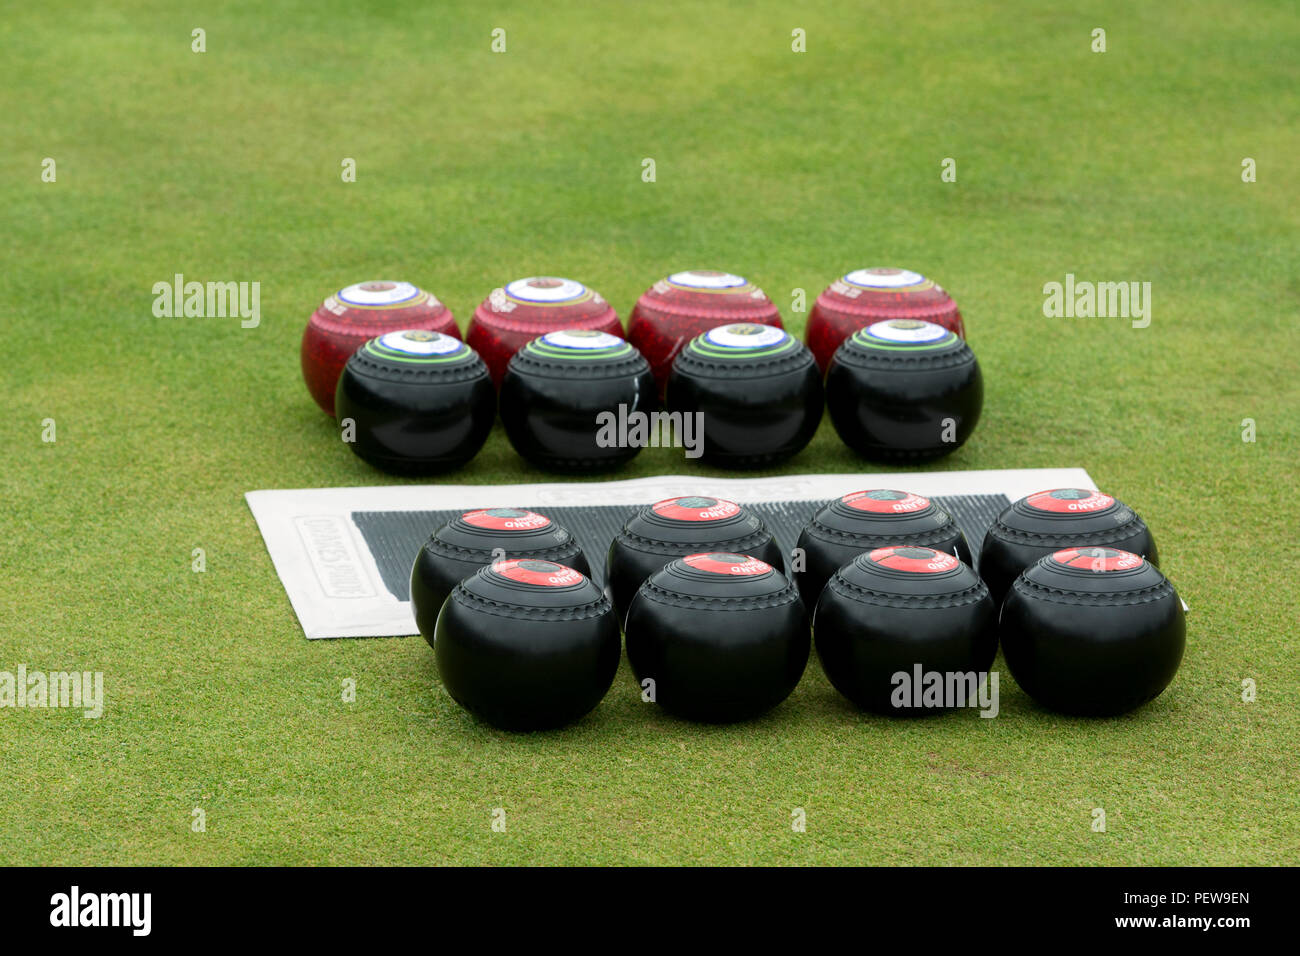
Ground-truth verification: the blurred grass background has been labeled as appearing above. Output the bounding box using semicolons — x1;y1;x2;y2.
1;0;1297;864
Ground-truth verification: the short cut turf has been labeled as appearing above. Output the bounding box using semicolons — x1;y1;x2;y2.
2;0;1297;865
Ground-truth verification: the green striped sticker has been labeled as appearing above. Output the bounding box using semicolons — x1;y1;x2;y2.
852;320;955;351
365;330;471;364
687;323;796;360
525;329;633;360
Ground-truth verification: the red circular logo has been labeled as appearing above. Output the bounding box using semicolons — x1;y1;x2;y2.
681;553;771;576
462;508;551;531
1050;547;1144;572
868;546;958;574
652;496;741;522
1025;489;1115;514
842;489;931;515
492;559;584;587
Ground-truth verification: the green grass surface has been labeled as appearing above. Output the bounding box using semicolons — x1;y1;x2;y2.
3;0;1298;866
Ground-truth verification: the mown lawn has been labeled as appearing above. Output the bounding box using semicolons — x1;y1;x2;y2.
1;0;1297;865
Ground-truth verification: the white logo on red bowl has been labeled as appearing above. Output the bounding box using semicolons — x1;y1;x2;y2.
843;268;926;289
668;270;748;289
338;280;422;307
505;277;587;303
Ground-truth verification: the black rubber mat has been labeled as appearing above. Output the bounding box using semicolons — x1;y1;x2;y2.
352;494;1008;602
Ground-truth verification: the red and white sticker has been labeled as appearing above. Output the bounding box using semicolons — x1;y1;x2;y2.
461;508;551;531
652;496;741;522
868;546;958;574
682;553;771;576
668;270;748;289
376;330;462;355
337;281;422;307
492;559;584;587
1051;548;1144;572
843;268;926;289
703;324;787;349
864;319;949;344
842;489;930;514
1025;489;1116;514
505;277;586;303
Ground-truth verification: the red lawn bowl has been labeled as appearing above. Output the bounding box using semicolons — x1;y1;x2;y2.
466;277;622;387
301;281;458;416
806;268;964;373
628;271;782;396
